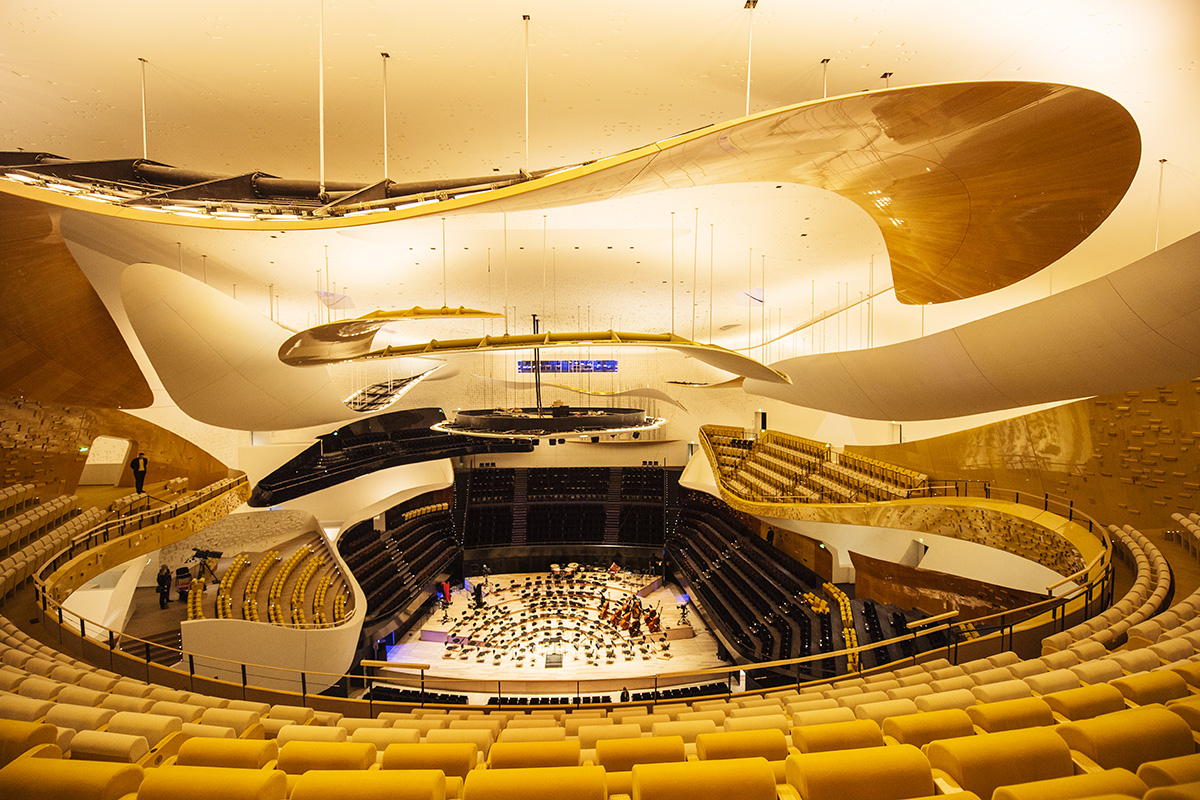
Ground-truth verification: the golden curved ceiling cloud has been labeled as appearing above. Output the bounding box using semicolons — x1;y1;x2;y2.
2;81;1139;305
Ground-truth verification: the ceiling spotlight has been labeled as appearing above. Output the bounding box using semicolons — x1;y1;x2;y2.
744;0;759;8
881;72;894;87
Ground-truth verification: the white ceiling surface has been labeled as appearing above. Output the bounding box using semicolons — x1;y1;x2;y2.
4;1;1199;432
748;231;1200;420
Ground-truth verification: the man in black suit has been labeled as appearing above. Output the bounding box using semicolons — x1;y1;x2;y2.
129;452;148;493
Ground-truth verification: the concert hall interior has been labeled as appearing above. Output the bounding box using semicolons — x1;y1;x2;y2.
3;2;1200;798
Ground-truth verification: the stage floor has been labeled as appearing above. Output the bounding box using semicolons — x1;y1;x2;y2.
383;569;730;691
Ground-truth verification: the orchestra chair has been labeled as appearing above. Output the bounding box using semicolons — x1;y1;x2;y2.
630;757;782;800
596;735;687;797
463;764;606;800
925;728;1074;798
0;755;143;800
784;744;934;800
1054;706;1195;773
881;708;974;748
174;737;279;769
292;768;447;800
790;719;883;754
134;764;287;800
989;768;1148;800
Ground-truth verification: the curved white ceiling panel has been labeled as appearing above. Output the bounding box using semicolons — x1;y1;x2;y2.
121;263;369;430
744;231;1200;420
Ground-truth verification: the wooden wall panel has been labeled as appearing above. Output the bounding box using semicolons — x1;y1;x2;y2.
0;194;151;408
0;395;229;496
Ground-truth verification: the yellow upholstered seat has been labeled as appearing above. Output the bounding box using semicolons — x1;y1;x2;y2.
1054;706;1195;772
854;698;918;724
463;764;606;800
135;764;286;800
276;740;376;774
1138;753;1200;789
914;689;977;713
965;696;1053;732
0;756;144;800
926;728;1073;799
1042;683;1126;721
487;739;580;769
0;718;57;768
1110;671;1190;706
695;728;789;762
791;719;883;753
596;735;686;772
632;757;776;800
68;730;150;763
175;737;279;769
785;744;933;800
989;767;1147;800
381;742;478;780
425;727;493;759
1146;781;1200;799
882;708;974;748
291;768;446;800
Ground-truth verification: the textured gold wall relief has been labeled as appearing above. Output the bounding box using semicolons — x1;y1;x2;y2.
850;377;1200;534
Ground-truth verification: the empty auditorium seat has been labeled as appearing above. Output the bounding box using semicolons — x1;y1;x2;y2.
1054;707;1195;772
785;743;934;800
926;728;1074;798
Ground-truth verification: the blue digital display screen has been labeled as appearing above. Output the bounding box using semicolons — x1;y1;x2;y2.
517;359;618;374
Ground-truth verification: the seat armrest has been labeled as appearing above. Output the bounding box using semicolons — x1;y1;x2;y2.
1069;749;1104;774
776;785;803;800
931;768;962;795
140;730;187;768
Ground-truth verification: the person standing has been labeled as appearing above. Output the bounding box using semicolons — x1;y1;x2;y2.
156;565;172;609
129;452;148;493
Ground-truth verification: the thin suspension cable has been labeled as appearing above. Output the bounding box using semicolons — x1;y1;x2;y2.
523;14;531;173
692;207;699;341
441;217;447;307
381;53;390;181
541;215;547;320
138;58;148;159
1155;158;1168;252
745;3;755;117
503;213;509;335
670;211;676;333
747;248;752;352
700;224;710;343
821;58;830;99
317;0;326;196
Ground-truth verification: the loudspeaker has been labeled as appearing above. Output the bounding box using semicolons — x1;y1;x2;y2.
545;653;564;668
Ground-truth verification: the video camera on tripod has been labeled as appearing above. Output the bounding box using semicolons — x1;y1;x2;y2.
188;548;222;582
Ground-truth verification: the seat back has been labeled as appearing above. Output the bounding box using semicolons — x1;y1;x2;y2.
631;757;776;800
926;728;1073;799
488;739;581;769
0;757;144;800
881;708;973;748
462;764;606;800
276;740;375;774
695;729;788;762
175;738;278;769
380;741;477;780
785;744;933;800
291;769;445;800
791;719;883;753
966;696;1053;732
1054;707;1195;772
596;735;686;772
135;764;287;800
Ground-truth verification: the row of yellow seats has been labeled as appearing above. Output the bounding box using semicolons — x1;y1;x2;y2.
404;502;451;521
269;546;311;602
242;550;279;620
289;554;325;626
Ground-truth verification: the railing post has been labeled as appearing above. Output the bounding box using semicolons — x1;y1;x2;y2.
144;641;152;682
300;672;307;703
188;654;195;693
241;663;248;701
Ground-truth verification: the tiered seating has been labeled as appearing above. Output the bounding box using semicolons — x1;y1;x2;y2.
108;492;150;516
186;582;204;621
0;484;36;518
215;554;250;619
250;408;533;506
267;546;312;626
1041;524;1169;653
338;495;457;625
822;583;858;672
241;551;280;623
0;496;79;559
837;451;928;500
288;553;324;626
164;477;188;494
4;476;1200;799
